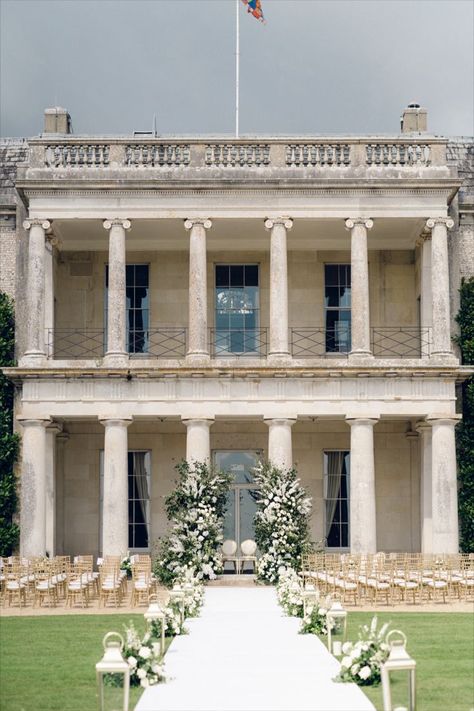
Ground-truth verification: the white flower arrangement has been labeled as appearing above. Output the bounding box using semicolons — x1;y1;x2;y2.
254;463;312;584
276;569;336;636
122;621;166;688
334;616;391;686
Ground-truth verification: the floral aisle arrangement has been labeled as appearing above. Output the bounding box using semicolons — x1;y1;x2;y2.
300;592;335;636
335;616;391;686
254;462;312;584
276;569;335;636
123;621;166;689
154;461;231;586
276;567;304;616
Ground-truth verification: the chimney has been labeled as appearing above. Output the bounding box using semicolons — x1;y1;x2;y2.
400;103;428;134
43;107;72;134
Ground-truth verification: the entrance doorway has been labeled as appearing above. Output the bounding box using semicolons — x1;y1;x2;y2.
214;451;261;547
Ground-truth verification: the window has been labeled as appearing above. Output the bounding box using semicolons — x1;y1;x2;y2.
105;264;149;354
100;450;151;551
324;264;351;353
215;265;259;354
324;451;350;548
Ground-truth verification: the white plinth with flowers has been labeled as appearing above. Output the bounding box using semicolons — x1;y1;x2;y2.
135;587;374;711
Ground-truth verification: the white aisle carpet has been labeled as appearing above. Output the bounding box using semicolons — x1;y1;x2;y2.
135;587;375;711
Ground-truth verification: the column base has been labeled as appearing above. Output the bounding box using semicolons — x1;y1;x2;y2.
185;352;211;367
103;352;129;368
20;352;47;367
348;351;374;365
430;352;459;365
267;352;292;364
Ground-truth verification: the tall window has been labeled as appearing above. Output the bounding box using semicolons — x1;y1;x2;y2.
324;264;351;353
105;264;149;354
100;450;151;550
215;265;259;354
324;451;350;548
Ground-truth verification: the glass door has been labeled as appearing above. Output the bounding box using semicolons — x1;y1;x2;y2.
214;450;261;547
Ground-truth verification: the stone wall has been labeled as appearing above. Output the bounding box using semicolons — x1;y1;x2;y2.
0;139;28;301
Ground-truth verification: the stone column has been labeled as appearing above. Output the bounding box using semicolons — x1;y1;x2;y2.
345;219;373;358
45;422;62;557
419;234;432;357
182;418;214;464
416;421;432;554
427;415;461;553
103;219;131;363
425;218;454;358
22;219;50;363
55;431;69;555
44;235;56;358
346;416;378;553
184;219;212;363
99;417;132;556
265;217;293;359
18;417;50;558
264;417;296;470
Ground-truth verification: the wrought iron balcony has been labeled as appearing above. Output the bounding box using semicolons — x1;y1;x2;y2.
291;328;350;358
371;327;431;358
210;328;268;358
49;328;187;359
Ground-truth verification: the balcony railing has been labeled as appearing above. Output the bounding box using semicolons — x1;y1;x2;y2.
30;137;447;172
210;328;268;358
50;328;187;359
50;329;105;359
371;327;431;358
291;328;350;358
130;328;187;358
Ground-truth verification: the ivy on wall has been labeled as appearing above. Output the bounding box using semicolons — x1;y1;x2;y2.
0;291;20;555
455;277;474;553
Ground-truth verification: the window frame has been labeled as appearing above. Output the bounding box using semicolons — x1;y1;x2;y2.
214;263;260;356
324;263;352;354
323;449;350;551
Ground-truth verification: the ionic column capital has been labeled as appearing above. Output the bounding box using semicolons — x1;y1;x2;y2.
99;417;133;427
426;414;462;426
17;417;51;428
345;415;379;426
265;217;293;230
103;218;131;231
184;218;212;231
181;417;215;427
263;417;297;427
23;219;51;231
425;217;454;231
345;218;373;231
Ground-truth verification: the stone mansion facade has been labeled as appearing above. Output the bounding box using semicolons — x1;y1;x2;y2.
1;106;473;561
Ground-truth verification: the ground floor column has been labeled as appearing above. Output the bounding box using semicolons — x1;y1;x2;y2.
99;417;132;556
427;415;461;553
18;417;50;558
182;418;214;464
45;422;62;557
416;421;433;553
264;417;296;470
346;416;378;553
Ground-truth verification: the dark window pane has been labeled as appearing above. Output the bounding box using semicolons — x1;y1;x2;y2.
341;524;349;548
126;265;134;282
245;265;258;286
325;287;341;308
134;524;148;549
135;265;149;287
230;265;244;287
325;265;338;286
216;266;229;287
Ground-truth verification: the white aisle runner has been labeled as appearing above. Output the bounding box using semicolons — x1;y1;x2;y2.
135;587;375;711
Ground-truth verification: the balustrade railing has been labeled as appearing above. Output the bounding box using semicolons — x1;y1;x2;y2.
34;137;446;171
210;328;268;358
371;327;430;358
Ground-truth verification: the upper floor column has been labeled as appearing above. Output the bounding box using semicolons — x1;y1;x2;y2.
425;217;455;359
345;218;373;359
265;218;293;360
21;219;51;364
185;218;212;364
103;218;131;364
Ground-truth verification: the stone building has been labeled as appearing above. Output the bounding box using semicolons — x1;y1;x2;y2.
1;105;473;560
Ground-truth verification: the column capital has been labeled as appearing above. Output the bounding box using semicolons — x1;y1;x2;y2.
103;218;131;231
46;421;63;436
265;217;293;230
425;217;454;231
17;417;52;428
99;416;133;427
426;414;462;426
415;420;432;434
184;218;212;230
345;218;373;231
263;416;297;426
345;415;379;426
23;219;51;231
181;417;215;426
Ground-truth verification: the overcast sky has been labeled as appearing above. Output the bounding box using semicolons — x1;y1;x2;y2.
1;0;473;137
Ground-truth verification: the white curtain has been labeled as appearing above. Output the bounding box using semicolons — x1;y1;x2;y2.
133;452;149;536
325;452;345;539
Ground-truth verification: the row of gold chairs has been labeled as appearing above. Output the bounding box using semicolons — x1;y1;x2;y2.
301;552;474;605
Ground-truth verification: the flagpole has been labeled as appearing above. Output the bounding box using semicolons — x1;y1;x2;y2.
235;0;240;138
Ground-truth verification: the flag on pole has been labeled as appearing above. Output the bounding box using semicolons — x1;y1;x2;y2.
241;0;265;23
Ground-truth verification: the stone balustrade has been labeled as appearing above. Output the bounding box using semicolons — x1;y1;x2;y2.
28;137;449;171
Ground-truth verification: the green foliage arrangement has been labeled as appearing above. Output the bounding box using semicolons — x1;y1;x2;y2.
455;277;474;552
253;462;312;584
0;292;19;555
153;460;231;586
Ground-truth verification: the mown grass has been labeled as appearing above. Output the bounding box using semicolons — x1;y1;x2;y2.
347;612;474;711
0;612;472;710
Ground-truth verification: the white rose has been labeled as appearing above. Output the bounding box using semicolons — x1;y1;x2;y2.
358;666;371;680
341;656;352;669
137;668;147;679
139;646;151;659
152;663;162;674
128;656;137;668
351;664;360;675
140;678;149;688
342;642;352;655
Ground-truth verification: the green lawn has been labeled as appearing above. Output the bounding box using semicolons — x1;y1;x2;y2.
347;612;474;711
0;612;473;711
